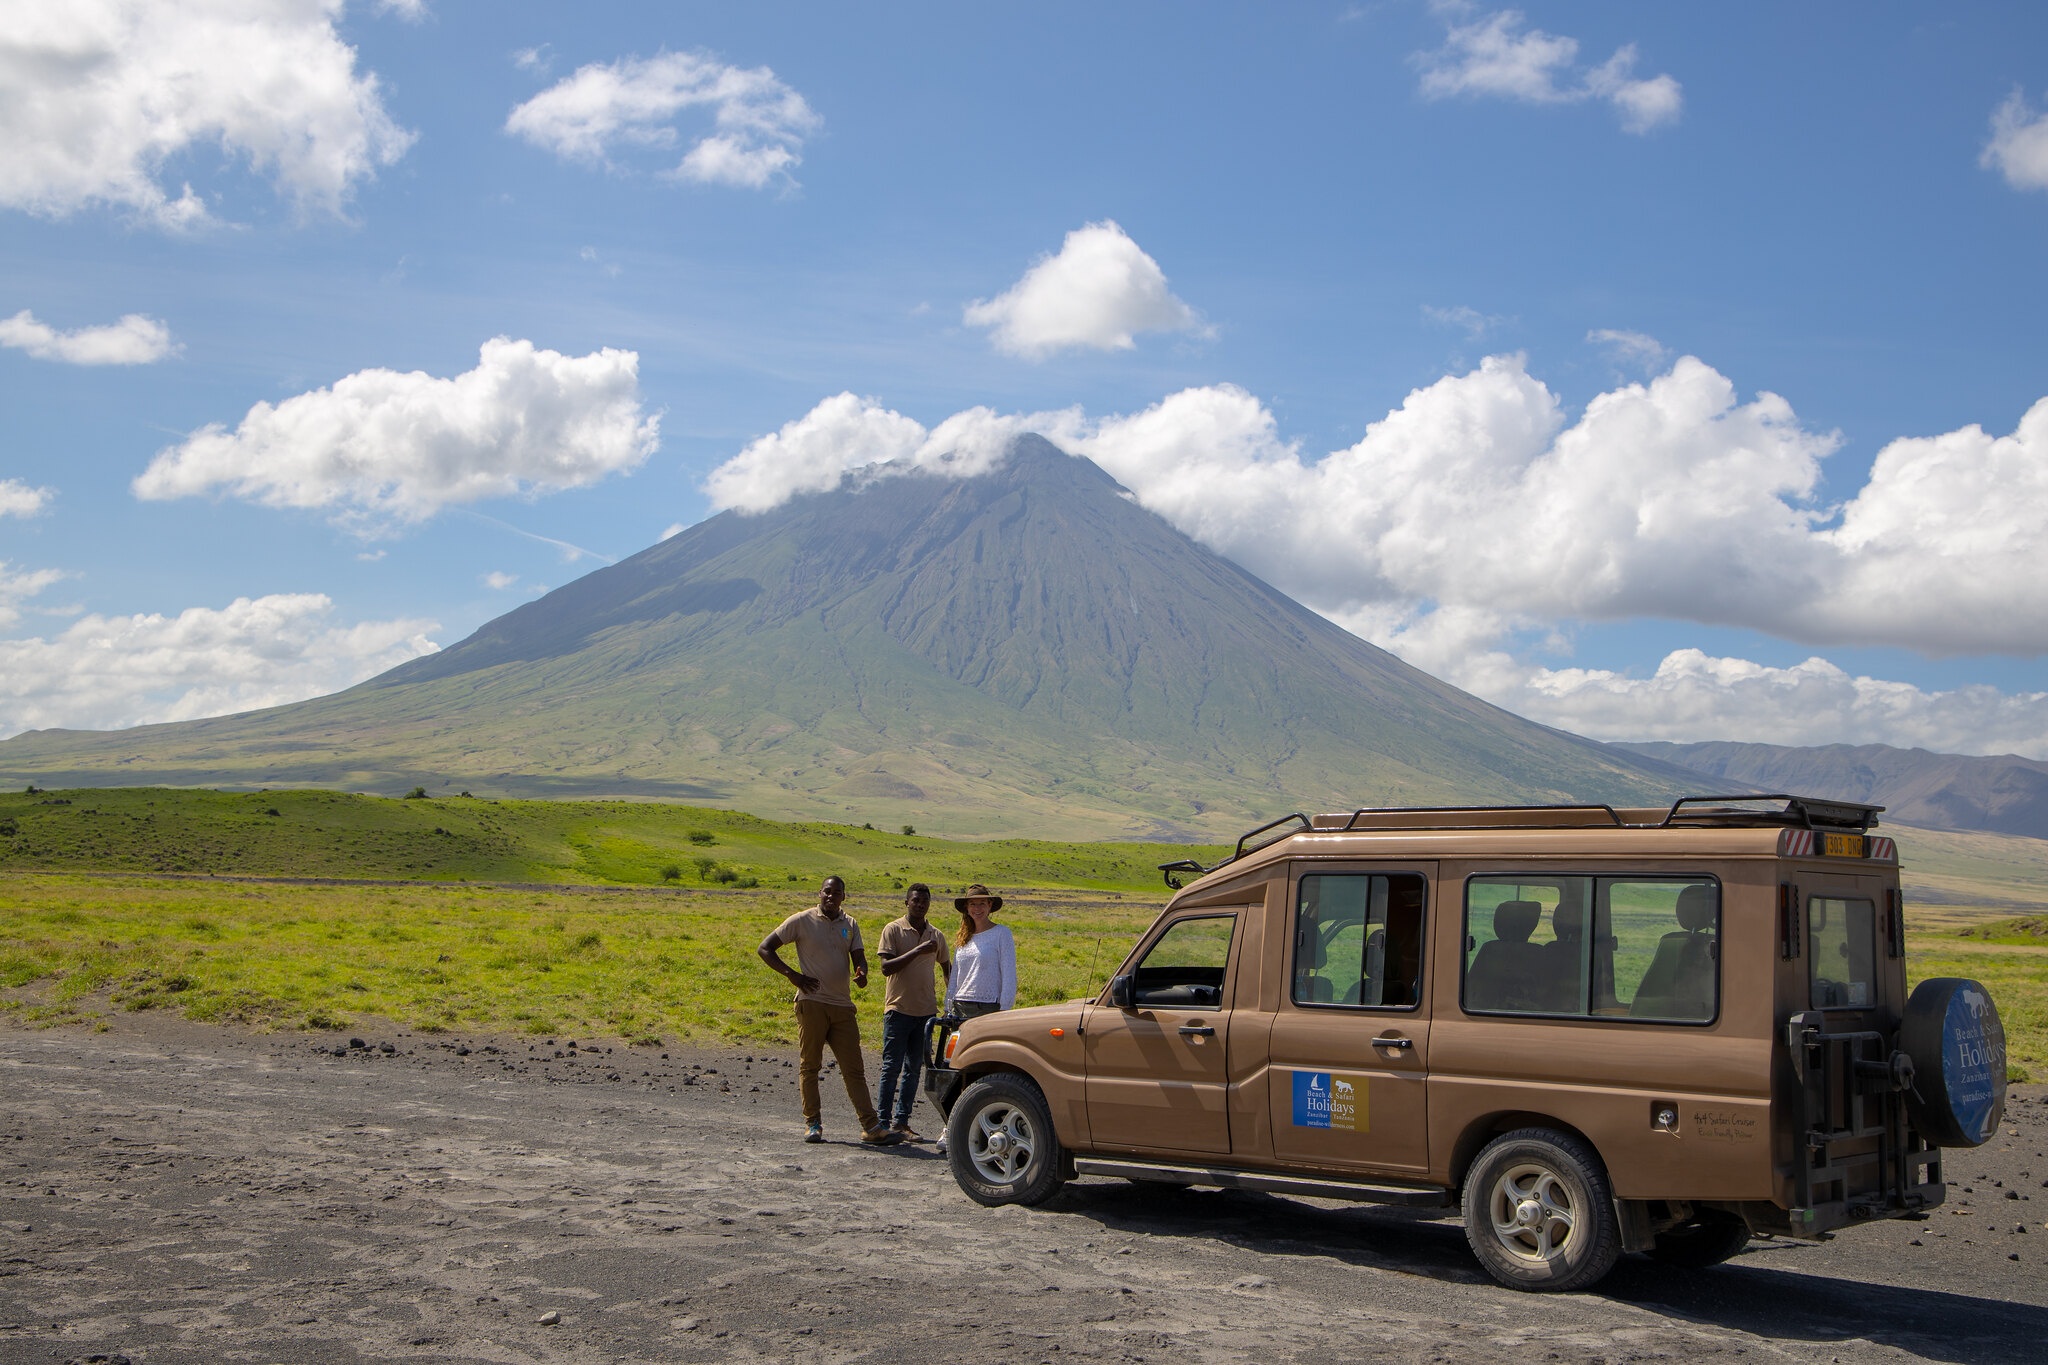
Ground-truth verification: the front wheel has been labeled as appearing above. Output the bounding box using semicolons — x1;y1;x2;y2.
1462;1128;1621;1292
946;1074;1066;1207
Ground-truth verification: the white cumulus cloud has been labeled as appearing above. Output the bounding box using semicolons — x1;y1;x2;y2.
133;338;660;532
0;561;66;629
0;310;175;365
1415;7;1681;134
964;221;1204;360
703;391;1086;514
0;0;414;227
482;570;517;590
1982;89;2048;192
707;357;2048;659
0;593;438;737
0;481;54;519
704;362;2048;755
1348;610;2048;761
506;50;819;189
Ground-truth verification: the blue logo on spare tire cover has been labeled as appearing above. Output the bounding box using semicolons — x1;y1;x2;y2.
1942;985;2003;1144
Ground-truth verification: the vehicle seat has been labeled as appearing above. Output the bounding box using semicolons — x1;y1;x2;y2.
1465;900;1548;1011
1630;885;1717;1019
1300;929;1336;1002
1344;928;1385;1005
1540;902;1584;1012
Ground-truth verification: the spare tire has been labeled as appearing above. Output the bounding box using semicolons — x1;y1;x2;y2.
1901;977;2007;1148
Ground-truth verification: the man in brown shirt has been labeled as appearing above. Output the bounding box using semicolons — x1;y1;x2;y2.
757;876;899;1145
875;883;952;1140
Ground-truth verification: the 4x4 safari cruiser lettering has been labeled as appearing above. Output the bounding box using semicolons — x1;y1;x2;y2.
924;796;2010;1294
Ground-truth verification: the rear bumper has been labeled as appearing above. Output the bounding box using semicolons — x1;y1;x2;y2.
1737;1178;1945;1241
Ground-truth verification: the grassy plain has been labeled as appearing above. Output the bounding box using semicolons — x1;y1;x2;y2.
0;786;1224;893
2;792;2044;1074
0;875;1158;1050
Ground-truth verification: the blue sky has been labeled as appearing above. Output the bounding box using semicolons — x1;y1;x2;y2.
3;1;2047;755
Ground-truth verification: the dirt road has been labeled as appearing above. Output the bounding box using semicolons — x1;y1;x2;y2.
2;1017;2043;1364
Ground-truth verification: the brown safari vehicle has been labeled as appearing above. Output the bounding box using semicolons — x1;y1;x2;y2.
923;795;2009;1292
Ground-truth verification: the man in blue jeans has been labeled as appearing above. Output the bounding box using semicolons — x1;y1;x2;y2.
875;883;951;1141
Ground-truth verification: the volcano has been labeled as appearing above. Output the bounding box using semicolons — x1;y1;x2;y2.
0;437;1688;838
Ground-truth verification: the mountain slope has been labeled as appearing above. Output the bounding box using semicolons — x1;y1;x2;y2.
1617;740;2048;840
1613;740;2048;839
1;437;1690;838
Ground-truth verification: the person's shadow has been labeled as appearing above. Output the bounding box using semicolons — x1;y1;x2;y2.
1048;1180;2046;1365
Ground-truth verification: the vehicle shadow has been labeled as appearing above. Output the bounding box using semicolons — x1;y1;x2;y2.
1049;1180;2046;1365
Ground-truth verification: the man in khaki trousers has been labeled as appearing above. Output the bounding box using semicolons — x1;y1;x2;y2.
757;875;901;1146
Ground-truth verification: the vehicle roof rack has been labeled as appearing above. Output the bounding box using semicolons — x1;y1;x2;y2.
1159;794;1886;888
1158;812;1310;889
1339;803;1624;831
1658;794;1883;831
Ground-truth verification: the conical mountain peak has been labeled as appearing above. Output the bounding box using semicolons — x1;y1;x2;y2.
0;434;1680;837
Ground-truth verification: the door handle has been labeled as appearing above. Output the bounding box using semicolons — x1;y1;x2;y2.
1178;1024;1216;1037
1371;1035;1413;1050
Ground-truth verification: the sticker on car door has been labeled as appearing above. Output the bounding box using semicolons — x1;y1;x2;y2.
1291;1070;1370;1131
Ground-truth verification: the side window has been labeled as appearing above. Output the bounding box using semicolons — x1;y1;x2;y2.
1292;873;1427;1009
1465;876;1719;1024
1132;915;1235;1008
1809;897;1876;1009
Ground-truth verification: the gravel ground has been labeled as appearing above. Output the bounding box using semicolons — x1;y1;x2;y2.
2;1014;2044;1365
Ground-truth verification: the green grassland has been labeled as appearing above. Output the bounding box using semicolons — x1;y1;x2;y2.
0;875;1157;1050
2;790;2043;1077
4;876;2040;1076
1885;824;2048;923
0;786;1226;893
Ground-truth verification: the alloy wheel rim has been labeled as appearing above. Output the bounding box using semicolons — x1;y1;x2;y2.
1487;1161;1579;1265
969;1102;1036;1184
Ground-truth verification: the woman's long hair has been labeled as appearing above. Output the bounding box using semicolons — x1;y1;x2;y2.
955;907;979;949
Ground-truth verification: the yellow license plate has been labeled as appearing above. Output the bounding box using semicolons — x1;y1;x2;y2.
1821;832;1866;858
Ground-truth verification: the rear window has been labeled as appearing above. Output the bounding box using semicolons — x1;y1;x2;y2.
1464;875;1719;1023
1808;896;1877;1009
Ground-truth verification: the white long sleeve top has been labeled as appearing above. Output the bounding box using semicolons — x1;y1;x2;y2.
947;924;1016;1010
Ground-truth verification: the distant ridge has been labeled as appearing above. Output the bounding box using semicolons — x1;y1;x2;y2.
1;436;1692;839
1617;740;2048;840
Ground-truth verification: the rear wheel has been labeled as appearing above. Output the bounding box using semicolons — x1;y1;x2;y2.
1647;1210;1750;1268
946;1074;1066;1207
1462;1128;1621;1292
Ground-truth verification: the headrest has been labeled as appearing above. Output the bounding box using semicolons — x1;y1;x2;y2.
1493;900;1541;943
1675;884;1716;932
1552;902;1584;939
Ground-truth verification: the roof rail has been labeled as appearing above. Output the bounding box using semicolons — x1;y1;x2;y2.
1341;803;1624;831
1157;812;1310;889
1659;793;1884;831
1158;795;1885;889
1236;812;1311;860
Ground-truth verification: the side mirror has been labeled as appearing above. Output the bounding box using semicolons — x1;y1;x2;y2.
1107;974;1135;1009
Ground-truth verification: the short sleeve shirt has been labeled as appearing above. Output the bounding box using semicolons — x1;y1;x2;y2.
877;917;952;1016
774;908;864;1008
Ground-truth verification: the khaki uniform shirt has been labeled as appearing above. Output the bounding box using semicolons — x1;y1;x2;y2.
774;907;864;1008
877;917;952;1016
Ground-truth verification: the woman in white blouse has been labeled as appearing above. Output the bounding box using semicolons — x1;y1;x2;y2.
945;883;1015;1018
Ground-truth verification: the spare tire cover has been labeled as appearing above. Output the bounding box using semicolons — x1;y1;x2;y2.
1901;977;2006;1148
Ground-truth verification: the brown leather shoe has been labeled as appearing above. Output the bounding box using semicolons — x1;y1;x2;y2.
860;1126;903;1146
891;1123;924;1143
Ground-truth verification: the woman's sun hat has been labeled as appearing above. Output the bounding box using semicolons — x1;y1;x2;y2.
953;883;1003;912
